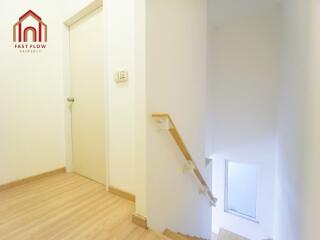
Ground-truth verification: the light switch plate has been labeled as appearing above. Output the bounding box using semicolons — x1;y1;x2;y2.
115;70;128;83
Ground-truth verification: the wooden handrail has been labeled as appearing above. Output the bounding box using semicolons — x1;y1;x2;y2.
152;113;217;206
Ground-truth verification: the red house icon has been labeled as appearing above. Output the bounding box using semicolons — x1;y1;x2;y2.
13;10;47;42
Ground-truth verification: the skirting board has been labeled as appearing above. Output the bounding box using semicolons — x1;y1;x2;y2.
132;214;148;229
108;186;136;202
0;168;66;192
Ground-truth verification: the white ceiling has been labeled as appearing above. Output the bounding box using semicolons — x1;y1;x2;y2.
208;0;281;25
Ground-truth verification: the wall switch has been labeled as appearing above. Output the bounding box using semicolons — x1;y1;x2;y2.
115;70;128;83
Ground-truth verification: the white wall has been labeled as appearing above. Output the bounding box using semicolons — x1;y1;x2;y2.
274;2;307;239
0;1;66;185
275;1;320;239
207;12;280;240
145;0;211;238
104;0;136;195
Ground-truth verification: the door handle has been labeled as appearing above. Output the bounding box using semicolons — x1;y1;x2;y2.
67;97;75;103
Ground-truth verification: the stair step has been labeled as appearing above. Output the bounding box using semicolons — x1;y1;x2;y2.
163;229;207;240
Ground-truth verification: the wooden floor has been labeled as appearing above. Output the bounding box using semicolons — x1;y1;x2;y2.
0;173;164;240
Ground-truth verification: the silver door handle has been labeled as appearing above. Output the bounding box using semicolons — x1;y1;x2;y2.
67;97;75;103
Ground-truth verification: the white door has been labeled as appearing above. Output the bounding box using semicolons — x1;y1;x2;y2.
69;7;106;184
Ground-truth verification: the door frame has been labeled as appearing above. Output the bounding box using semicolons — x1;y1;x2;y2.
62;0;109;187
